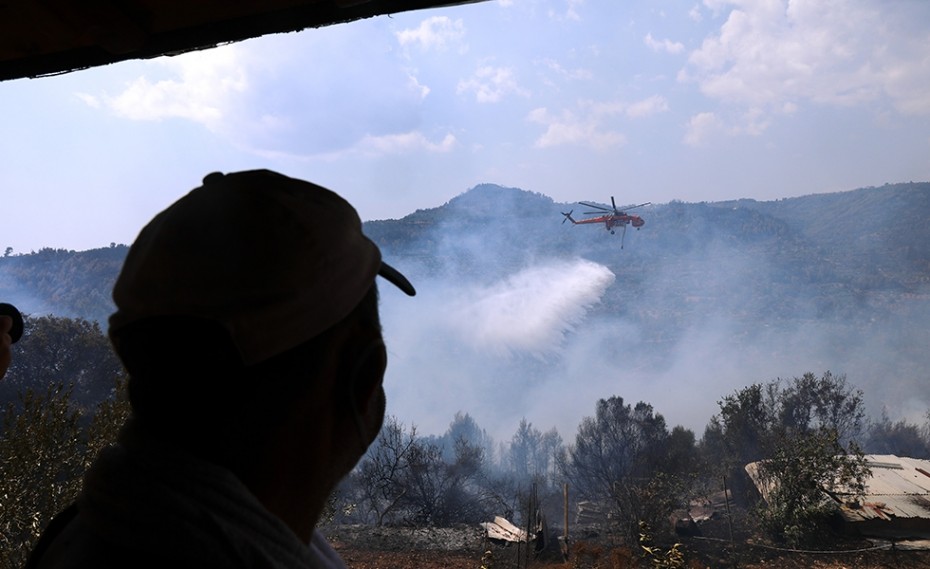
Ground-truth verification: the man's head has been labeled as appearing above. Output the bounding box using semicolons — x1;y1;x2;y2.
108;169;414;472
110;169;414;366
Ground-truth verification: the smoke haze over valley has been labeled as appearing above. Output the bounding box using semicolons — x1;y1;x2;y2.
369;182;930;442
2;182;929;445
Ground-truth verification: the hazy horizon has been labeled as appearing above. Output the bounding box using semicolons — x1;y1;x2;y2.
4;181;927;448
2;1;928;255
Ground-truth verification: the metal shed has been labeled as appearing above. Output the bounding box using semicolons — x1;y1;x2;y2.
747;454;930;540
834;455;930;539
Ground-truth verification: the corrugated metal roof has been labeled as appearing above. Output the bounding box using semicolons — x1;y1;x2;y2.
835;455;930;524
746;454;930;538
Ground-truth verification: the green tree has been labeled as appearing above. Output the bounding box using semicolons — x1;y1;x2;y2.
706;371;870;546
862;409;930;459
1;315;124;409
0;385;83;569
560;397;690;541
0;316;130;569
754;429;868;546
0;384;131;569
507;418;562;487
442;411;495;466
777;371;865;445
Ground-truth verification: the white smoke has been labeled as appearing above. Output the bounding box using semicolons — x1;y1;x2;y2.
380;257;617;439
444;259;615;359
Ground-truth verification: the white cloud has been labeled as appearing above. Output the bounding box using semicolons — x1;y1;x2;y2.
406;72;431;99
74;93;101;108
625;95;670;118
683;111;722;146
644;33;685;54
739;107;771;136
527;106;625;151
683;106;773;145
548;0;584;22
80;30;438;158
101;46;247;130
689;4;704;22
528;95;668;149
539;58;594;81
457;65;529;103
684;0;930;124
356;131;457;155
395;16;467;52
566;0;584;21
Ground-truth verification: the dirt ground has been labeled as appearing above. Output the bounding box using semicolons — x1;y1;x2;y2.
323;524;930;569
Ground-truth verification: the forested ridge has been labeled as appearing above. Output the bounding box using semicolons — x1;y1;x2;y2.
3;181;927;325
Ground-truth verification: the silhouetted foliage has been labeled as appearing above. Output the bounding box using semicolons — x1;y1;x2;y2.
441;411;495;465
863;410;930;459
706;372;870;546
0;317;130;569
349;416;495;526
0;384;84;568
353;416;418;526
0;314;125;410
558;397;695;541
754;429;869;547
506;417;562;488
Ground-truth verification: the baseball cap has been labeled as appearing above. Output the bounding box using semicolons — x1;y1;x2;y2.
109;169;415;366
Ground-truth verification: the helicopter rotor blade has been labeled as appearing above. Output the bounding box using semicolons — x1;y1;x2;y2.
578;201;611;212
617;202;651;212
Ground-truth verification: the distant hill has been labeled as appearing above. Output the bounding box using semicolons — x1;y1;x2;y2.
367;182;930;431
2;182;928;433
2;182;927;327
367;181;929;319
0;245;127;324
713;183;930;288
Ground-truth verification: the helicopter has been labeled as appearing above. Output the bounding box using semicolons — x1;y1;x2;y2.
561;197;651;248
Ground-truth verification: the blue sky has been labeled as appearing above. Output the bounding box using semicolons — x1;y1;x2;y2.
2;0;929;254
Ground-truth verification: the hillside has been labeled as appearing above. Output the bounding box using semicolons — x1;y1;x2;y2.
1;182;929;434
5;182;925;324
366;182;928;346
0;245;127;324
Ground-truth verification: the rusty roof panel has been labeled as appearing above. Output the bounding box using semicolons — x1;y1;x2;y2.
747;454;930;538
831;455;930;527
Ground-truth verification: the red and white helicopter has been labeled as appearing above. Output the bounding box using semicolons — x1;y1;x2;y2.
562;197;651;248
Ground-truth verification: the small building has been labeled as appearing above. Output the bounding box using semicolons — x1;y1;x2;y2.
747;454;930;540
832;455;930;539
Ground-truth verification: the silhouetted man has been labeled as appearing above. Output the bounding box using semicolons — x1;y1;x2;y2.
26;169;416;569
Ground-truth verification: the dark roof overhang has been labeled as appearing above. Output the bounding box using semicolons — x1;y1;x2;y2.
0;0;487;82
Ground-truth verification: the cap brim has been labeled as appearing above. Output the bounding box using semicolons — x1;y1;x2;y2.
379;262;416;296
